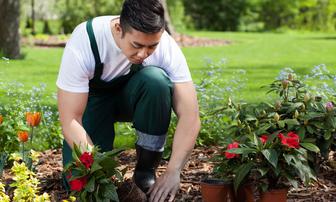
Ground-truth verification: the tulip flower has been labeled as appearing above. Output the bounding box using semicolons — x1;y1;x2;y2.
25;112;41;127
0;115;3;125
25;112;42;144
18;131;29;142
18;130;29;162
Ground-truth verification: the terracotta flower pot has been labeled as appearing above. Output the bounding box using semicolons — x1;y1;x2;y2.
233;184;255;202
259;188;288;202
200;179;234;202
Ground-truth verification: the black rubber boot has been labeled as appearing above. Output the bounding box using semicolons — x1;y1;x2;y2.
133;144;163;193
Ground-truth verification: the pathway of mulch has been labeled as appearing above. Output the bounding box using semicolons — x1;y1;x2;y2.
22;33;230;48
2;147;335;201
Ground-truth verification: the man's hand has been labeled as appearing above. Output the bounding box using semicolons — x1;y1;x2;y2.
147;169;180;202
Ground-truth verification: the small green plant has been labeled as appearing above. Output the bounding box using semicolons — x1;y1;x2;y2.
10;161;50;201
0;181;10;202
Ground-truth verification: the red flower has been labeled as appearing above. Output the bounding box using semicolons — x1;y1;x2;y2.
69;177;87;191
278;132;300;149
260;135;268;144
225;141;240;159
79;152;94;169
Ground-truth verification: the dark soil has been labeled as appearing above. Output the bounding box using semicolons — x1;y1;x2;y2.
2;147;335;201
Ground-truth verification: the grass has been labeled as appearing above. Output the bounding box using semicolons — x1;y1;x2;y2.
182;31;336;101
2;31;335;103
1;31;336;148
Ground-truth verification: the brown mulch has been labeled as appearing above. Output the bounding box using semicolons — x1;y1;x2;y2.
21;33;230;48
1;147;336;201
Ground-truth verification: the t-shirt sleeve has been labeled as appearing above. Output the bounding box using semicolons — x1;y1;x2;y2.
56;46;90;93
56;23;92;93
149;32;192;83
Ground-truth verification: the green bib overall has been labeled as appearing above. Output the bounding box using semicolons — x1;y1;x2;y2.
62;18;173;190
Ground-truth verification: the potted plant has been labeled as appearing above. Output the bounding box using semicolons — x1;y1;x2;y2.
229;131;318;201
209;140;254;202
207;72;332;201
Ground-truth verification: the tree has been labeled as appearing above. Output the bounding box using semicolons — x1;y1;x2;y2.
161;0;175;34
0;0;21;59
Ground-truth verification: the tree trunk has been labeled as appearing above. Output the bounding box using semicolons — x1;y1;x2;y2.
161;0;175;35
31;0;36;35
0;0;21;59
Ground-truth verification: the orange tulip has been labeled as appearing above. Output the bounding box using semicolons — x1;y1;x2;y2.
18;131;29;142
0;115;3;125
25;112;41;127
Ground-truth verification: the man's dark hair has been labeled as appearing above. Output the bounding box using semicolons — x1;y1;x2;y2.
120;0;165;36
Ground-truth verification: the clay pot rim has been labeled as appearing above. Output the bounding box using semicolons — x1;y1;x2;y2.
201;178;232;185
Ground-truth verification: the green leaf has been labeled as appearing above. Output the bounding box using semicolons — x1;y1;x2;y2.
257;168;269;177
255;124;272;135
90;162;103;174
227;148;256;155
306;126;315;134
298;126;306;139
103;183;119;201
284;119;300;126
103;149;124;157
233;162;254;192
278;121;285;128
85;177;95;193
261;149;278;168
300;143;320;153
283;154;294;165
324;131;331;140
253;133;261;148
73;143;82;158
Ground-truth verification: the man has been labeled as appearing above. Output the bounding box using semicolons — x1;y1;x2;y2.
56;0;200;201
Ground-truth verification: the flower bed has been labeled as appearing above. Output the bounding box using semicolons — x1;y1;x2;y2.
1;147;335;201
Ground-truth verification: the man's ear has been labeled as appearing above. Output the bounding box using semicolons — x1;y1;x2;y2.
115;23;123;35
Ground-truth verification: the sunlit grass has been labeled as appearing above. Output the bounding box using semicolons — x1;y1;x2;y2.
1;31;336;148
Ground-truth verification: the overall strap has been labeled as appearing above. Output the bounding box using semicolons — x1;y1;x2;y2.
86;18;103;78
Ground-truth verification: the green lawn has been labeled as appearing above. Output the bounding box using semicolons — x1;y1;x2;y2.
1;31;336;102
183;31;336;101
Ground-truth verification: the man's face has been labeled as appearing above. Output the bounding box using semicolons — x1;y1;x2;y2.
118;28;163;64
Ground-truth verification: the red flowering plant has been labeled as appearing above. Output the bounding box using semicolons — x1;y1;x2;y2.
64;144;123;201
228;130;318;192
212;140;245;182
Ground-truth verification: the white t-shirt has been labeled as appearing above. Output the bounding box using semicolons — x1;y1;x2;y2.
56;16;192;93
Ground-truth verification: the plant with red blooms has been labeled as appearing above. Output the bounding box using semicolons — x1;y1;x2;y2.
228;131;318;192
212;140;250;185
64;144;123;201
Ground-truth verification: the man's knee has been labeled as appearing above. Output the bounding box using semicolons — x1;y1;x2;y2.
137;66;172;95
